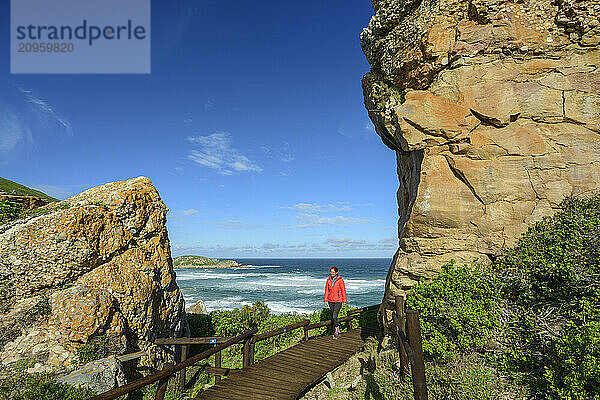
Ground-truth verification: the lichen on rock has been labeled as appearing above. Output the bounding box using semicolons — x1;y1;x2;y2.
361;0;600;333
0;176;186;374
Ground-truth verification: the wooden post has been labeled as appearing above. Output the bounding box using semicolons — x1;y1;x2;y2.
395;295;409;377
155;363;173;400
242;336;250;368
248;338;255;366
178;344;188;391
406;310;428;400
303;326;309;341
214;350;222;384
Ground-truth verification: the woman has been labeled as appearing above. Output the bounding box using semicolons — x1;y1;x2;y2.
323;266;347;339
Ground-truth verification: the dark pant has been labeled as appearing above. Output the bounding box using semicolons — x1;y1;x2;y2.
328;301;342;329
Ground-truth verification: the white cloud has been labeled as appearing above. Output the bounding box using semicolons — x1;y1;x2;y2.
278;152;294;163
169;209;199;218
18;86;73;137
378;236;398;245
213;219;260;229
261;143;293;162
286;202;353;213
187;132;262;175
324;237;397;250
337;128;352;138
325;237;374;248
0;110;29;152
288;213;370;229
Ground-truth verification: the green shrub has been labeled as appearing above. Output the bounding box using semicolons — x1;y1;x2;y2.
75;335;110;365
0;373;95;400
11;359;37;372
406;261;501;361
0;199;21;224
495;195;600;397
211;300;270;337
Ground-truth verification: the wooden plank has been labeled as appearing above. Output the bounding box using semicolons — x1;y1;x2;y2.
281;345;348;359
242;361;318;379
224;370;306;389
284;344;356;359
214;376;299;396
278;351;350;369
196;388;268;400
199;383;283;400
193;388;234;400
248;361;318;378
261;355;326;372
233;370;307;388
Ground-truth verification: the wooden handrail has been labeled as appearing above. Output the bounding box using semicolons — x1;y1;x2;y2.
254;319;309;342
155;337;232;345
88;328;257;400
347;304;379;315
304;308;377;332
96;303;382;399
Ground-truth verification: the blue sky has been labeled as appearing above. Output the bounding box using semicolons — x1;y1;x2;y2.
0;0;399;257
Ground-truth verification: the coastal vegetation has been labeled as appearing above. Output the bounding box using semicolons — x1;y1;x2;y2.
0;373;95;400
172;255;242;269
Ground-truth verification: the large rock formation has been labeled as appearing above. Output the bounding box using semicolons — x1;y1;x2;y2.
361;0;600;329
0;177;186;373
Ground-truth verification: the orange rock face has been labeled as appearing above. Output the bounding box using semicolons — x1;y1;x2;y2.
361;0;600;331
0;177;186;371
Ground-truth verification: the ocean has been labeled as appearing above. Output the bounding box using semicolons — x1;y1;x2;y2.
175;258;391;315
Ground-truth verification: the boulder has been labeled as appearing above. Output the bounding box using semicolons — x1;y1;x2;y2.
0;177;186;372
361;0;600;333
57;355;126;394
187;299;208;315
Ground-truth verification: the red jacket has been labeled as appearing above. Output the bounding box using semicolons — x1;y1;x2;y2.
324;276;347;303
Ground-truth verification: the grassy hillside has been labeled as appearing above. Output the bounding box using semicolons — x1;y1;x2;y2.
173;255;240;267
0;177;58;202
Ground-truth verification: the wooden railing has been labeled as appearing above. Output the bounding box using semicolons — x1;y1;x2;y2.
87;329;257;400
88;303;381;400
392;295;428;400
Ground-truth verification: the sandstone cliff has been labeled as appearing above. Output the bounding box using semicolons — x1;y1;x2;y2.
0;177;186;372
361;0;600;329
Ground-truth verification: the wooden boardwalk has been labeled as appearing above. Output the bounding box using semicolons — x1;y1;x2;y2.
195;323;380;400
